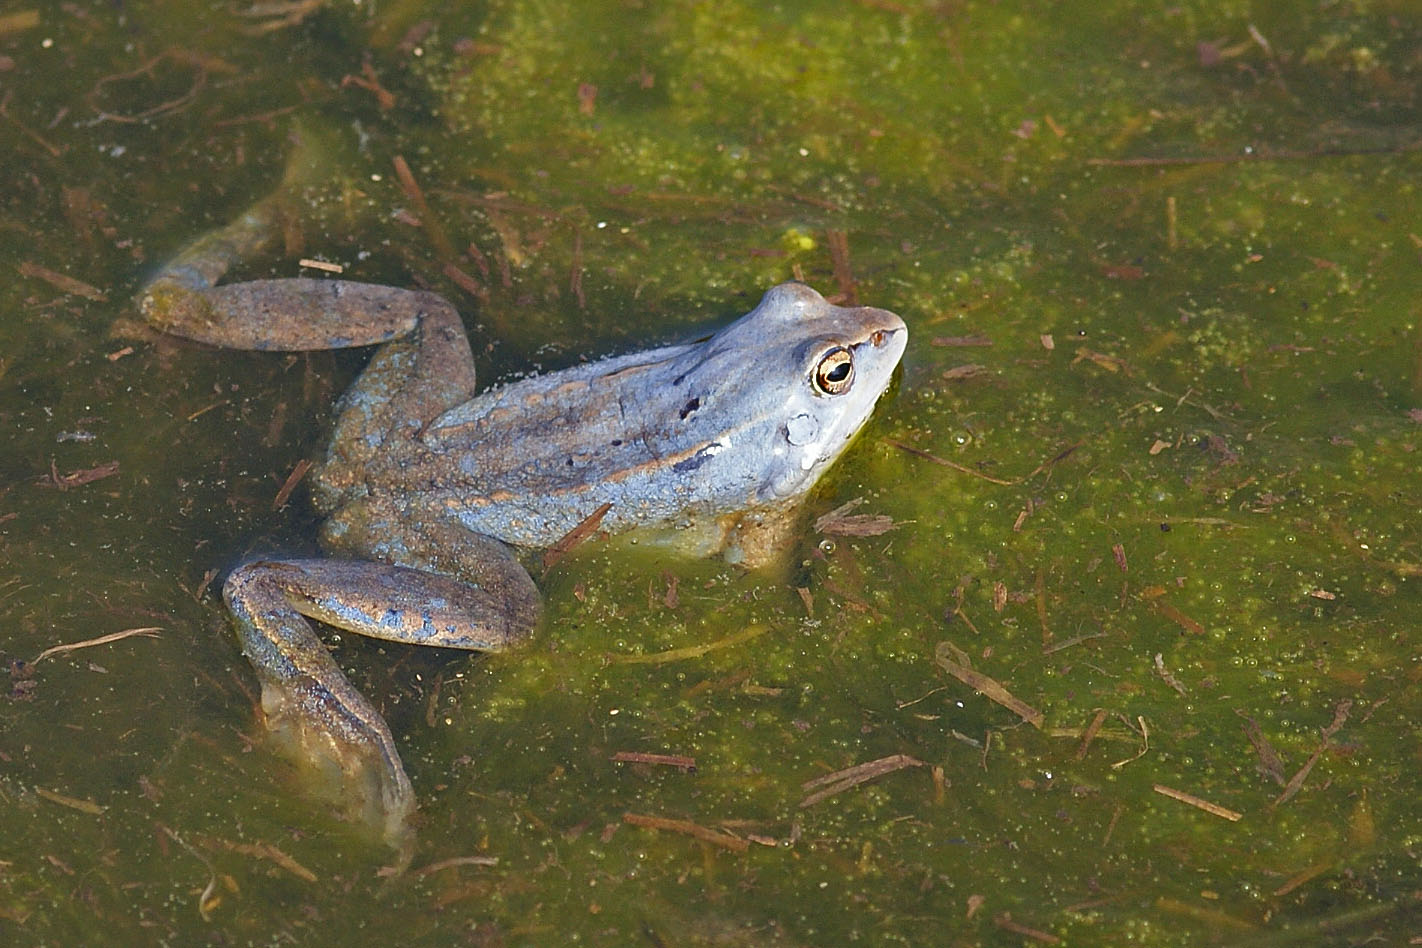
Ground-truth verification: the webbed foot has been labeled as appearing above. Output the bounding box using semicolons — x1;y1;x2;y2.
226;563;417;849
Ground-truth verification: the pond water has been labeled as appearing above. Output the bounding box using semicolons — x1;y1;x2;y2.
2;0;1418;944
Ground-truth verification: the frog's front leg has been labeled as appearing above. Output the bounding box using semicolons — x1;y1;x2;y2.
225;555;538;846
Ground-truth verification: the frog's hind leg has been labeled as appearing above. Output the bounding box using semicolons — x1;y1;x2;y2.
138;140;481;477
137;118;477;413
224;546;538;854
136;121;439;355
222;561;417;850
140;209;453;359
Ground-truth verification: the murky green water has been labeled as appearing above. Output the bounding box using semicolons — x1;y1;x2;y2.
2;0;1418;944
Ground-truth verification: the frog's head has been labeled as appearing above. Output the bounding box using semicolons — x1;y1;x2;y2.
682;282;907;505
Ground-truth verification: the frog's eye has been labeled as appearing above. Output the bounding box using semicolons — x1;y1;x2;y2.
812;346;854;396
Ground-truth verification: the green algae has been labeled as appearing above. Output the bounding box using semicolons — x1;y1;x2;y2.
0;0;1418;944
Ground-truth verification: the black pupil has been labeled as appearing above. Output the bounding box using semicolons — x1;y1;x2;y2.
824;361;850;382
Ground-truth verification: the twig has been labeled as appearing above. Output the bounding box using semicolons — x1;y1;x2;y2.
392;154;454;260
933;641;1043;728
1074;708;1109;760
993;914;1061;944
298;258;344;274
824;228;857;304
186;400;229;422
18;261;106;300
41;459;120;490
1236;711;1287;786
622;813;748;851
1153;783;1242;821
1041;630;1108;655
219;839;317;882
443;261;487;300
1022;441;1081;479
1272;700;1352;808
799;753;925;808
34;786;105;815
611;625;766;665
410;855;500;877
885;439;1019;485
32;627;162;664
1272;859;1335;897
611;751;697;771
542;501;612;574
271;458;311;509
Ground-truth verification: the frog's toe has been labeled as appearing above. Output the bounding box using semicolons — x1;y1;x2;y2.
257;675;416;850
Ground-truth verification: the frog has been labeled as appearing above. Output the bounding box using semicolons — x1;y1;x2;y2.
139;179;907;847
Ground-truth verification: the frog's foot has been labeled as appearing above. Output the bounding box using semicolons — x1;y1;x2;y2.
225;563;416;846
257;661;416;853
223;558;539;848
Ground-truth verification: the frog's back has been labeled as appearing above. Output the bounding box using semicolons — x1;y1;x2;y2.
418;341;774;546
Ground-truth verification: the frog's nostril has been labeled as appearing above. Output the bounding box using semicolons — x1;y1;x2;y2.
871;330;887;347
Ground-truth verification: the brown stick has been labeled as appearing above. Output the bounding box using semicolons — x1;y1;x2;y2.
272;458;311;510
392;155;455;260
824;229;857;305
885;439;1019;485
934;642;1043;728
622;813;748;851
993;914;1061;944
541;501;612;574
611;752;697;771
1074;708;1109;760
18;261;106;300
1152;784;1242;821
799;753;926;807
